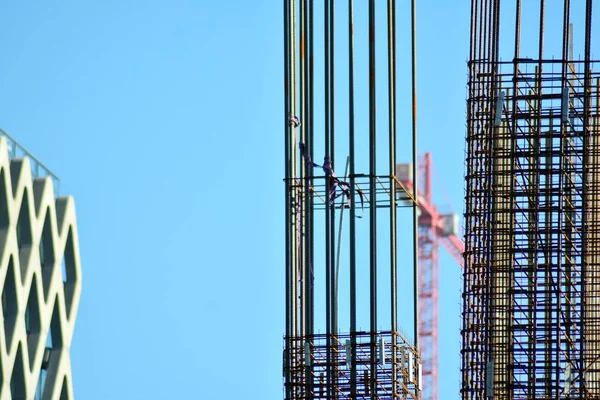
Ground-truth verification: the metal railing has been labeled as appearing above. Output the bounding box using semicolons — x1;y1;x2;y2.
0;129;60;195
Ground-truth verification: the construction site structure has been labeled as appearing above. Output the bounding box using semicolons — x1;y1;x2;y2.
462;1;600;398
283;0;422;398
398;153;464;400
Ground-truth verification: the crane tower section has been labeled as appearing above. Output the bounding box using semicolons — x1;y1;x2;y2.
462;0;600;398
398;154;464;400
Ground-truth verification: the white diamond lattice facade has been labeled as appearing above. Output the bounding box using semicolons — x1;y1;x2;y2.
0;136;82;400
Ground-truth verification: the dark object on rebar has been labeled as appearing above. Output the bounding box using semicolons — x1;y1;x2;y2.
289;114;301;128
299;142;362;212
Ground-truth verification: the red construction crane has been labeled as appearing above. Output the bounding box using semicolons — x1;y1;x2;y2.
397;152;464;400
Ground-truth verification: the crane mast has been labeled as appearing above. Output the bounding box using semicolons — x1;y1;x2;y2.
399;153;464;400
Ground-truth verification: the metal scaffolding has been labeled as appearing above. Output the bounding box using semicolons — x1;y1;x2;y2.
462;0;600;398
283;0;421;398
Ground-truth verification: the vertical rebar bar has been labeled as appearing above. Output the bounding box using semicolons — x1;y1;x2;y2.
284;0;291;396
387;0;398;395
514;0;521;59
299;0;306;341
581;0;593;394
323;1;333;397
411;0;419;356
300;0;314;395
308;0;315;343
348;0;357;397
329;0;337;339
368;0;378;397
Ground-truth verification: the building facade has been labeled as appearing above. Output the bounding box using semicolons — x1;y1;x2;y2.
0;134;82;400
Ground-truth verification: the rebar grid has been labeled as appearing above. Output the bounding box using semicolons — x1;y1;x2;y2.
462;59;600;398
285;331;420;399
284;0;420;398
463;0;600;397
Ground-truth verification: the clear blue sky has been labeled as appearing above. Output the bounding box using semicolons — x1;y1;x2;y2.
0;2;470;399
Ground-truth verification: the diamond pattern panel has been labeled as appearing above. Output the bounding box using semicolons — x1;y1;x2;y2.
0;137;81;400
